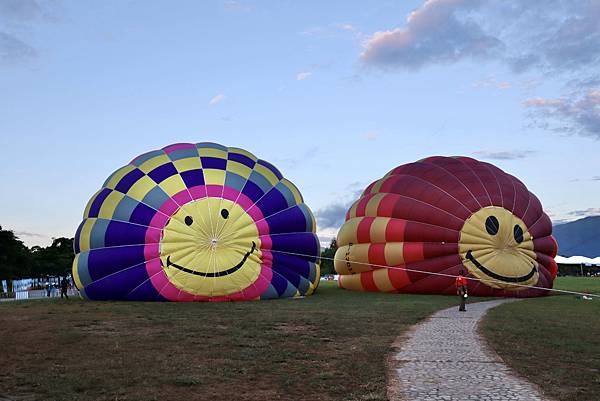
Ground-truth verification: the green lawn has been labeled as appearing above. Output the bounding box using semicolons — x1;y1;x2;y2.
482;277;600;401
552;276;600;295
0;282;459;401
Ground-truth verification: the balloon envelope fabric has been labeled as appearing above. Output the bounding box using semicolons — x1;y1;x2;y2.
72;142;320;301
334;156;557;297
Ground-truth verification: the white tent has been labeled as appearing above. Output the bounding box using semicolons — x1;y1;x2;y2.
555;255;600;266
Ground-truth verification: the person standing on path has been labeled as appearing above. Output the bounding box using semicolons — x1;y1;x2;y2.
455;270;468;311
60;277;69;299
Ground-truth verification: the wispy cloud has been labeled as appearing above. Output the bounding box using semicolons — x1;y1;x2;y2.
0;32;36;64
473;150;535;160
472;77;511;90
0;0;43;22
271;146;319;171
566;208;600;218
550;207;600;224
300;22;363;40
524;89;600;139
209;93;226;106
223;1;254;12
14;230;44;238
362;132;377;141
334;23;357;32
0;0;59;66
296;71;312;81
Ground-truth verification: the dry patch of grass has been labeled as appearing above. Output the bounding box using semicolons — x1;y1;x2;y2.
0;282;457;401
481;278;600;401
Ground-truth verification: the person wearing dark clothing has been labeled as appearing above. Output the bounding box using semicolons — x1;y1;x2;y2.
455;270;468;311
60;277;69;299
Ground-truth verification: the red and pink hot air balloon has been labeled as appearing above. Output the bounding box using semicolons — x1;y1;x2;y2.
334;156;557;297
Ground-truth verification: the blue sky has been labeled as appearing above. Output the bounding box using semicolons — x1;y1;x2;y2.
1;0;599;247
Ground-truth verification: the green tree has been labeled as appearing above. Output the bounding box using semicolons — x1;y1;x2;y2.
31;237;74;278
320;239;337;275
0;226;32;292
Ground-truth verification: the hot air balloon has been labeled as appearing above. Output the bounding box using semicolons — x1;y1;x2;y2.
334;156;557;297
72;142;320;301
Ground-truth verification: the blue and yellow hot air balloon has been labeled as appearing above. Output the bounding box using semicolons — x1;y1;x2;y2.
73;142;320;301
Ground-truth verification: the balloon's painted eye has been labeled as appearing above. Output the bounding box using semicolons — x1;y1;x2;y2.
184;216;193;226
221;209;229;219
514;225;524;243
485;216;499;235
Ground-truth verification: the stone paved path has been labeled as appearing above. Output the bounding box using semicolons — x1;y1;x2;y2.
389;299;551;401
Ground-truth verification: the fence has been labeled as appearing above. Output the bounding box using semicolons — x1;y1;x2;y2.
5;288;80;301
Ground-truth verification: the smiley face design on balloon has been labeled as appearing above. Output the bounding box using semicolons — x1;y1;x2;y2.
72;142;320;302
159;197;262;296
458;207;538;289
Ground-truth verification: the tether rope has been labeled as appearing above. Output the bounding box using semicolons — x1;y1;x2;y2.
266;248;600;298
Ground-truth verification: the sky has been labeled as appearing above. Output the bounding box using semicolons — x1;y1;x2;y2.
1;0;599;247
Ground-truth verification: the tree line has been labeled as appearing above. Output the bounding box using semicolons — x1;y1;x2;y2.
320;239;337;275
1;225;340;290
0;226;74;292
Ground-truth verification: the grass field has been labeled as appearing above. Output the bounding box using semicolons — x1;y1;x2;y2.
481;277;600;401
551;276;600;294
0;282;460;401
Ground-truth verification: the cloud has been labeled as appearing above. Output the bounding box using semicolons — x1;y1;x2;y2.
0;0;42;22
223;1;253;12
549;207;600;224
359;1;600;138
272;146;319;171
335;23;357;32
360;1;600;74
566;208;600;218
209;93;226;106
300;23;363;39
14;230;44;238
362;132;377;141
524;89;600;139
473;150;535;160
0;0;59;66
537;3;600;73
299;26;324;36
296;71;312;81
314;182;366;232
361;0;503;70
316;227;338;248
472;77;511;90
0;32;36;64
314;203;348;230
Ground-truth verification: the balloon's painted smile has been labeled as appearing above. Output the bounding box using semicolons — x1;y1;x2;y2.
165;241;257;277
466;250;537;283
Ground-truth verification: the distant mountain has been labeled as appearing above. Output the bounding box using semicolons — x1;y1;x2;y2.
553;216;600;257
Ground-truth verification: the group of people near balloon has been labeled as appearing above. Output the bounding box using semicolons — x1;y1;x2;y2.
72;143;558;306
